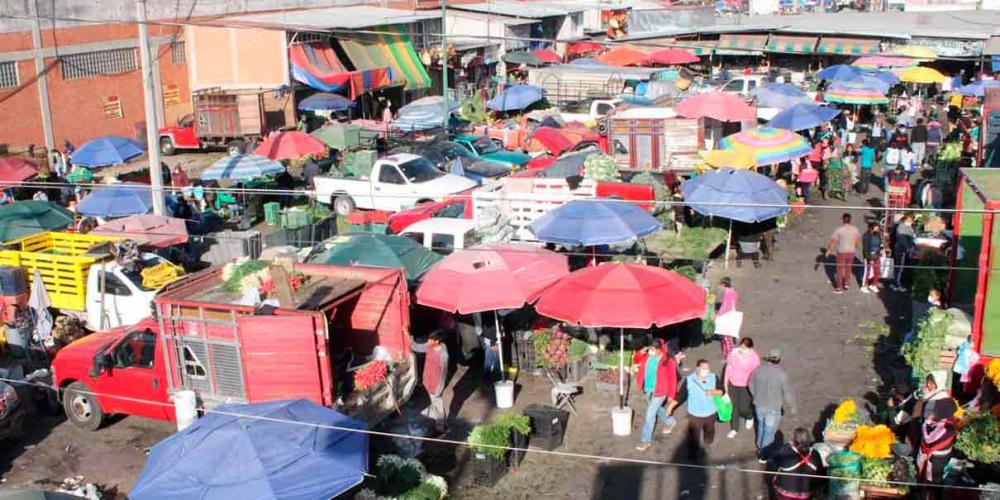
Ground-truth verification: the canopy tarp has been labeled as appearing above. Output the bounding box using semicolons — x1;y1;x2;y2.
288;42;390;99
717;34;768;53
339;32;432;90
381;25;432;89
816;37;878;56
766;35;817;54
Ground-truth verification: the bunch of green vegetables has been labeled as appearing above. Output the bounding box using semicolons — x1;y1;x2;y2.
629;171;669;202
902;308;951;380
583;154;620;182
468;413;531;460
861;457;893;488
569;339;591;362
956;412;1000;464
460;94;490;125
357;455;448;500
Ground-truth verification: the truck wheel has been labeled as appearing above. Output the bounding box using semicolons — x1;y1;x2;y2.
227;139;246;155
159;137;176;156
333;196;355;217
63;382;104;431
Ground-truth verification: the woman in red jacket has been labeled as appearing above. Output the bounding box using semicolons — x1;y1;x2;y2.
634;339;679;451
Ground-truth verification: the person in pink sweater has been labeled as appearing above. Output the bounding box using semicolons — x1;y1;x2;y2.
724;337;760;439
717;277;739;359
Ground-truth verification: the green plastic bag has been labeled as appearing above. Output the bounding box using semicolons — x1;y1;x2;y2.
713;394;733;422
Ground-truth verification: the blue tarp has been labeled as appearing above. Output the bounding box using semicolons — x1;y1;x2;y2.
130;399;368;500
681;168;788;223
76;183;155;217
70;136;144;167
392;96;458;131
529;199;660;246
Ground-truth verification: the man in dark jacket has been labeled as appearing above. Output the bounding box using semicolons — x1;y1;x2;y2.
910;118;928;168
861;223;883;293
768;427;824;499
892;214;916;292
634;340;679;451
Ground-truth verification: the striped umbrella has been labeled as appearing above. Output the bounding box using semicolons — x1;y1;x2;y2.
824;81;889;105
202;154;284;181
852;55;917;71
719;126;811;166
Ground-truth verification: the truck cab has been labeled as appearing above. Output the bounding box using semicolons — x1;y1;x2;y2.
85;256;166;331
157;114;200;155
452;135;531;169
716;75;769;97
400;218;482;255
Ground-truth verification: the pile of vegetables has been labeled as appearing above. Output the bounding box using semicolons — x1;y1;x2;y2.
628;171;669;203
643;227;728;260
220;258;307;296
582;154;620;182
850;425;895;459
357;454;448;500
534;327;570;369
860;457;893;488
569;339;591;362
902;308;952;380
468;413;531;460
354;361;389;392
956;412;1000;464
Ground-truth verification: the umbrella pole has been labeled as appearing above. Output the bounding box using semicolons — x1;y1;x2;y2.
494;310;505;380
724;219;733;270
618;328;625;409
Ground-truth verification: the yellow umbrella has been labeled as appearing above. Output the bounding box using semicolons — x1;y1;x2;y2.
899;66;947;84
697;148;757;170
890;46;937;60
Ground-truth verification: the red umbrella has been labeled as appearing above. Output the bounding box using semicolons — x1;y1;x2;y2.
594;46;649;67
535;263;705;408
90;214;189;248
253;131;326;160
567;41;605;57
675;92;756;122
532;48;562;64
0;157;39;184
527;127;575;156
416;243;569;314
645;48;699;66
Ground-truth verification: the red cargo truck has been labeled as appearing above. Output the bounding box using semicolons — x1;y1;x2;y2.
157;87;288;156
52;264;414;430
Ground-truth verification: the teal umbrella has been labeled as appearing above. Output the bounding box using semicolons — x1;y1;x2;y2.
0;201;74;242
307;234;442;281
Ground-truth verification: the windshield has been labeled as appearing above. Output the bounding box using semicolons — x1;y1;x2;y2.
472;137;499;155
441;144;474;160
398;157;445;183
120;256;167;292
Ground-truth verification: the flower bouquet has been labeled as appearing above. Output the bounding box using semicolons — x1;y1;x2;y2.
355;360;389;392
825;399;863;446
850;425;895;459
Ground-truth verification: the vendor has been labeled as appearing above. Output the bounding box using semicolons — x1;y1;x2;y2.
916;399;957;497
767;427;824;500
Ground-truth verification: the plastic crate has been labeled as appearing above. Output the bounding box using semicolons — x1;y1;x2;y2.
524;404;569;451
507;431;529;470
514;332;539;374
471;453;508;487
0;266;27;296
263;202;281;226
280;210;314;229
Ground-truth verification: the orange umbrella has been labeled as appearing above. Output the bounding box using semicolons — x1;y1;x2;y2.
594;46;649;67
253;131;326;160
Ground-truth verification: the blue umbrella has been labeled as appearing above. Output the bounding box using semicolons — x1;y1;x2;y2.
70;136;144;167
871;71;901;85
570;58;607;67
751;83;812;108
529;199;660;246
393;96;459;131
817;64;864;82
130;399;367;500
843;74;891;93
488;85;545;112
297;92;354;111
76;183;155;217
202;154;284;181
680;168;788;223
956;80;1000;97
768;102;841;132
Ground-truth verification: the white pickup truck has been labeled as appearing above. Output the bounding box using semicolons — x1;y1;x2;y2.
314;153;478;216
558;98;621;125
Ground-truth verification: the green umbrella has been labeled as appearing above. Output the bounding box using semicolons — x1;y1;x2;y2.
0;201;75;242
310;123;362;150
502;51;546;66
308;234;442;281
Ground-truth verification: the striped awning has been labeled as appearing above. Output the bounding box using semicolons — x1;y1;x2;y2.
680;40;717;56
766;35;818;54
717;34;768;52
338;28;431;90
816;37;879;56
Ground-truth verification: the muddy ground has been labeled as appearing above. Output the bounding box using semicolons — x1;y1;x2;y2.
0;171;937;499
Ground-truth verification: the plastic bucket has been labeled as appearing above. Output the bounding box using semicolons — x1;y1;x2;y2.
495;380;514;409
174;390;198;431
612;406;633;436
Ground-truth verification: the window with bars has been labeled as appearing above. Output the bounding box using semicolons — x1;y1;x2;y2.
61;47;138;80
171;41;185;64
411;19;441;51
0;61;18;88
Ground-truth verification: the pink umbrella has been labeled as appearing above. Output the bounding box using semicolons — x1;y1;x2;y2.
0;157;39;184
645;48;699;66
90;214;188;248
253;131;326;160
416;243;569;314
676;92;756;122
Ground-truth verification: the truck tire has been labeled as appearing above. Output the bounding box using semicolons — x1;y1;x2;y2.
333;196;355;217
63;382;104;431
227;139;246;156
159;137;176;156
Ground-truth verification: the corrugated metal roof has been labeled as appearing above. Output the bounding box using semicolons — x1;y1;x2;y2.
451;1;585;19
227;6;440;30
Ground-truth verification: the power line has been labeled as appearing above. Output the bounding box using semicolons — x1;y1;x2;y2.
0;374;990;493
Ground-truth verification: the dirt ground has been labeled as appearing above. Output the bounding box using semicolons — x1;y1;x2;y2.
0;170;929;499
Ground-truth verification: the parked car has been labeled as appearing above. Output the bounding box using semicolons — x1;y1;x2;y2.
386;195;472;235
714;75;770;97
0;381;25;441
452;135;531;169
409;141;512;184
399;218;482;255
314;153;477;215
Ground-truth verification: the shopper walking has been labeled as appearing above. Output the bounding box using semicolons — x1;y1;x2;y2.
861;223;883;293
724;337;760;439
826;213;861;294
420;332;450;433
717;277;739;359
892;214;916;292
686;359;723;459
749;348;796;459
858;139;876;195
910;118;928;168
634;340;679;451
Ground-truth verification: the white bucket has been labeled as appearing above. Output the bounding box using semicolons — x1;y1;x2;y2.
495;381;514;409
611;406;633;436
174;390;198;431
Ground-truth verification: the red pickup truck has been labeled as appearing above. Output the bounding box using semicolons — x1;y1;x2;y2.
52;264;413;430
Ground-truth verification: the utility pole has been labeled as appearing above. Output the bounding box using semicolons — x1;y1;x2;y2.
137;0;166;216
28;0;54;153
441;0;449;128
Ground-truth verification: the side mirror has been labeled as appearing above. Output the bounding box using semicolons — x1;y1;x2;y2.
89;352;111;378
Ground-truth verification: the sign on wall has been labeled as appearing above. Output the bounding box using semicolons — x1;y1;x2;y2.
163;83;181;106
103;95;124;119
